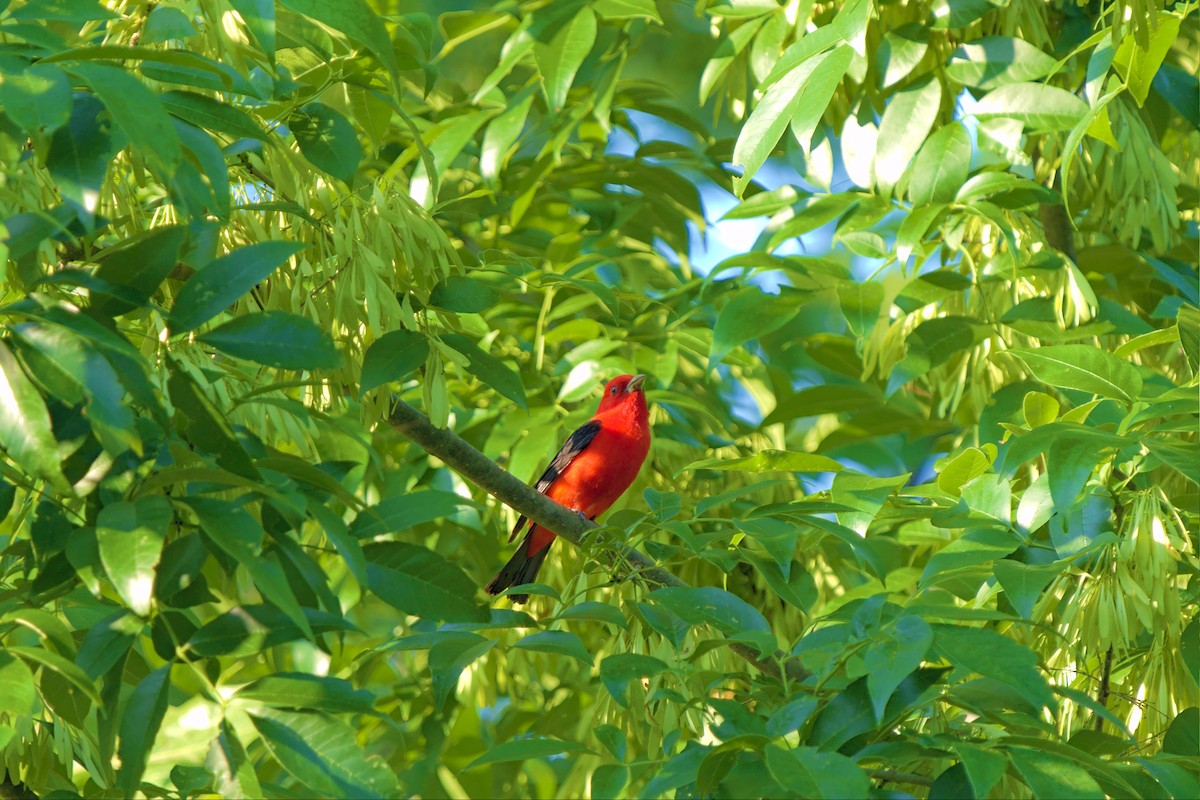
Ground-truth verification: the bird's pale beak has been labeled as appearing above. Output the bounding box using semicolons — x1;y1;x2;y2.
626;374;646;393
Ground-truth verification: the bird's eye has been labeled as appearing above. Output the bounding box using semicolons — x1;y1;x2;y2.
610;386;619;396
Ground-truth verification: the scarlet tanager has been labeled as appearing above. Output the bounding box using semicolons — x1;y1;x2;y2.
486;374;651;603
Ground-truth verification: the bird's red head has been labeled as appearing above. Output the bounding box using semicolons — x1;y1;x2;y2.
596;373;647;414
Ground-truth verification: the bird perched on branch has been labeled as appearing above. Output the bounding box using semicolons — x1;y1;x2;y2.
486;374;651;603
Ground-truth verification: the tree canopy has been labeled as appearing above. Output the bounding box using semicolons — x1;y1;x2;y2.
0;0;1197;798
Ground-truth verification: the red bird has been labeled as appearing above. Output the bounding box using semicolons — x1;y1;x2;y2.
486;374;652;603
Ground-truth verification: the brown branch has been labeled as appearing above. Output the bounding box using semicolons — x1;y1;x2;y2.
386;398;811;683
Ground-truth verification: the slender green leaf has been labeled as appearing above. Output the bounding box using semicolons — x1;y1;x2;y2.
96;497;172;617
0;341;70;492
364;542;488;623
974;82;1089;132
464;737;590;770
169;241;306;333
874;78;941;194
360;329;429;396
442;332;527;409
1008;345;1142;403
250;707;399;798
909;123;972;206
289;103;361;183
682;449;844;474
116;665;172;796
512;630;593;665
198;312;340;370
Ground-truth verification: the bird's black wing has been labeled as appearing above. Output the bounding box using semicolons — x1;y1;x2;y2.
509;419;602;541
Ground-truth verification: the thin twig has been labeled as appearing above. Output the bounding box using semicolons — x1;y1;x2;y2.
386;397;811;683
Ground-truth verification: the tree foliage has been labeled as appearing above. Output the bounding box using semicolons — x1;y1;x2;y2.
0;0;1197;798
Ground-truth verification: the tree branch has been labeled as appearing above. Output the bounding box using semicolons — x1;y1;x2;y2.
386;398;810;683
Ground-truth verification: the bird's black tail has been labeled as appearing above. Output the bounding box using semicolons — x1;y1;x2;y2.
485;533;551;604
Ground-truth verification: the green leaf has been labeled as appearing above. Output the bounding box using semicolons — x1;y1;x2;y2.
116;664;172;797
44;93;123;228
364;542;488;623
76;611;142;679
0;58;71;133
1183;617;1200;686
1008;345;1142;403
762;384;883;426
733;47;850;195
865;616;933;721
350;490;474;538
160;91;269;141
879;24;929;88
96;497;172;617
974;82;1089;132
169;241;306;333
360;329;429;396
599;653;671;707
442;332;528;410
1112;15;1181;106
994;560;1061;619
207;719;264;799
553;601;628;629
512;630;593;665
649;587;771;638
874;78;941;194
933;625;1054;709
428;275;499;313
946;37;1057;88
594;724;626;761
71;63;181;173
929;0;998;28
464;737;590;771
787;45;854;154
198;312;339;370
429;633;494;710
234;673;376;714
278;0;398;77
0;340;70;492
592;0;661;20
249;707;399;798
922;528;1020;586
710;287;802;364
909;123;972;206
937;446;994;496
591;764;629;800
735;517;799;571
763;745;870;800
950;743;1007;799
6;646;101;706
92;225;187;315
186;605;356;658
957;172;1060;208
1008;746;1105;800
1163;707;1200;756
1137;756;1198;800
289;103;361;183
166;360;259;478
681;449;843;474
1177;304;1200;374
0;651;36;749
142;6;199;41
10;321;140;457
533;7;597;110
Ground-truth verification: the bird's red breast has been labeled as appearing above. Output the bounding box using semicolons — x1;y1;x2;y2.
525;374;651;553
